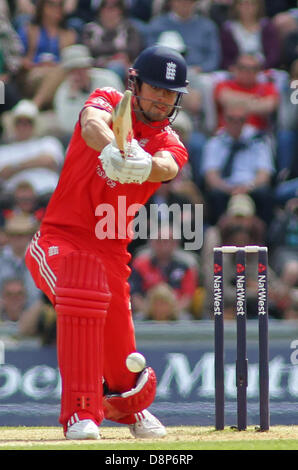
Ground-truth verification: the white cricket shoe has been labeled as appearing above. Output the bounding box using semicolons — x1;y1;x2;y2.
66;415;100;440
129;410;166;439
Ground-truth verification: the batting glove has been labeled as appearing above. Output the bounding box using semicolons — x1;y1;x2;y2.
99;139;152;184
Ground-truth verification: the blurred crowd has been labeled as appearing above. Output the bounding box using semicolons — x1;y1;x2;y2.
0;0;297;343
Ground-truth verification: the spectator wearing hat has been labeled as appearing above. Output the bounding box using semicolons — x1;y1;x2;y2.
210;193;267;247
53;44;124;143
0;213;41;307
0;99;64;197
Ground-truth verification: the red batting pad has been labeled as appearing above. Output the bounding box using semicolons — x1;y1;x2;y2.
55;251;111;430
103;367;157;424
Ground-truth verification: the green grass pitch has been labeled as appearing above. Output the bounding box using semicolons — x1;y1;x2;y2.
0;425;297;450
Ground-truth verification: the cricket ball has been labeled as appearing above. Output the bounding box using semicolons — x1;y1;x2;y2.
126;352;146;373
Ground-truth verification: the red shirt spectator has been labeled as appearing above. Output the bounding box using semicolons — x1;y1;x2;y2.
214;54;279;131
130;251;198;300
129;230;198;315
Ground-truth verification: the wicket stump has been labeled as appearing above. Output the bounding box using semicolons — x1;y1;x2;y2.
213;245;270;431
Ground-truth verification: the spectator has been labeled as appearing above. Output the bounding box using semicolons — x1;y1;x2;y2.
129;225;199;318
127;0;168;38
268;197;298;319
5;1;35;17
81;0;144;82
268;197;298;275
0;12;23;77
279;261;298;320
214;53;280;132
0;14;23;127
63;0;102;34
128;0;157;24
138;282;190;321
201;103;275;225
0;277;27;337
9;1;36;28
137;174;201;258
264;0;297;18
273;10;298;70
53;44;124;143
18;293;57;344
0;99;65;197
17;0;77;108
170;109;207;189
0;213;41;307
0;225;8;250
0;181;47;223
202;223;290;319
207;0;234;27
220;0;281;70
275;154;298;206
216;193;267;245
276;59;298;174
201;193;267;318
146;0;222;73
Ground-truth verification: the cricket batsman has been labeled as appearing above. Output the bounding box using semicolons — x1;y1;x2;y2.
25;46;189;439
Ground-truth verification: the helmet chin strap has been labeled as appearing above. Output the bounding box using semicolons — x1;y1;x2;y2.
136;99;182;128
129;79;182;127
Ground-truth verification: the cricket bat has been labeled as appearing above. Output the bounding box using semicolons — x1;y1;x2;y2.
112;90;133;158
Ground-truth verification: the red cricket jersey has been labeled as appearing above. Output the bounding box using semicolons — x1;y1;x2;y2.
214;79;279;130
40;87;188;253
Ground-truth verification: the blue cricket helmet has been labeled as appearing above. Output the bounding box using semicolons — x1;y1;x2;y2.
131;45;189;94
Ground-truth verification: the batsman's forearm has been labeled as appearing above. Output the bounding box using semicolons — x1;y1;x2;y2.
147;152;179;183
81;118;114;152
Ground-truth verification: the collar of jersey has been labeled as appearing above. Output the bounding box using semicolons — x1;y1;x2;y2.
132;108;170;136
